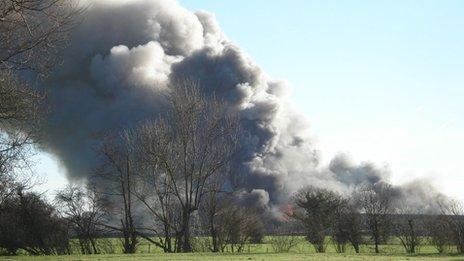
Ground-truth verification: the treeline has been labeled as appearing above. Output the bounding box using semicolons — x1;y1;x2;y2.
280;185;464;254
2;181;464;256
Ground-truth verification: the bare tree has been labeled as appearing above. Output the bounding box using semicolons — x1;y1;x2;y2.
393;203;423;254
1;0;79;206
233;212;264;253
1;0;79;74
132;79;240;252
439;199;464;253
332;199;362;253
55;184;106;254
424;215;451;253
213;202;263;253
95;132;140;254
269;221;301;253
291;186;345;253
1;0;79;154
0;71;42;200
203;196;233;252
133;162;183;253
355;183;395;254
198;163;238;252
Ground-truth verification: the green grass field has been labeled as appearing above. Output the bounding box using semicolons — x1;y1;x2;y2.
1;236;463;260
1;253;464;261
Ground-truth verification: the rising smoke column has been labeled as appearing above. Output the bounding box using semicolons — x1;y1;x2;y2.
38;0;444;211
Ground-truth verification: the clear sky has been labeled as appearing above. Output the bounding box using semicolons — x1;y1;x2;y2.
35;1;464;200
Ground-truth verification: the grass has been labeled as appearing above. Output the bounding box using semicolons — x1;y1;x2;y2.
1;237;464;260
1;253;464;261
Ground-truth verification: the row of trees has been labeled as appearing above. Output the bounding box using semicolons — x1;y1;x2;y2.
3;179;464;255
290;184;464;254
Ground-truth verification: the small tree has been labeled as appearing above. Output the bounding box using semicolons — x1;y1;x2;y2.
393;203;423;254
210;201;264;253
332;199;362;253
269;222;301;253
355;183;395;253
291;186;344;253
424;215;451;253
55;184;106;254
439;199;464;254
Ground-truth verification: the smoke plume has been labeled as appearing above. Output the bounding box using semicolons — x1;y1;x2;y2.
36;0;445;211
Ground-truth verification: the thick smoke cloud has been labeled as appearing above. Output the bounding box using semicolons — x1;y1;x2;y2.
37;0;445;210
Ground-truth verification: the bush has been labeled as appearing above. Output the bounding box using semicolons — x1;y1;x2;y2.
0;190;70;255
269;235;301;253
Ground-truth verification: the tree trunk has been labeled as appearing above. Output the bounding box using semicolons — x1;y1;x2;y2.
90;237;98;254
210;223;219;252
373;220;380;253
181;208;192;252
165;234;172;253
175;231;182;252
408;219;416;254
374;236;380;253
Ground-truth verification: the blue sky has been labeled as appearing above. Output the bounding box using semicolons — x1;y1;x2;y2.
36;1;464;199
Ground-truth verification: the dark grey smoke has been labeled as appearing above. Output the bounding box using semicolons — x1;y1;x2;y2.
35;0;446;211
330;154;389;186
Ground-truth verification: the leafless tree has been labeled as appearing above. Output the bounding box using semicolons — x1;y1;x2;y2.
1;0;79;149
1;0;79;206
332;199;362;253
355;183;395;254
269;222;301;253
291;186;345;253
133;161;183;253
55;184;106;254
95;132;140;254
393;203;423;254
424;215;451;253
132;79;240;252
1;0;79;74
199;189;225;252
439;199;464;253
213;202;263;253
0;71;42;199
197;163;238;252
